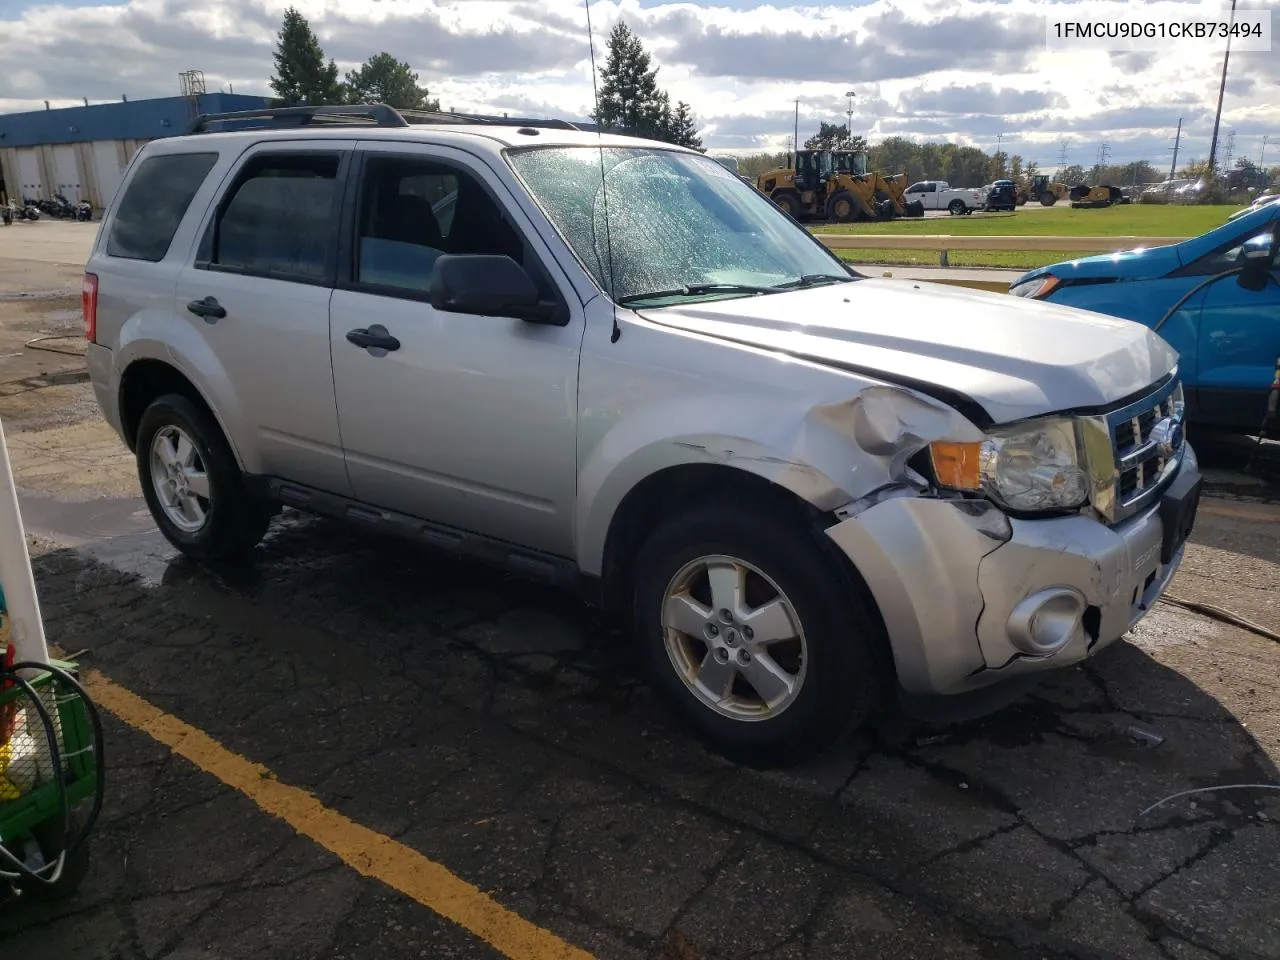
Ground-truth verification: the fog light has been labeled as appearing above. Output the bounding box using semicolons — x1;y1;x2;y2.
1007;588;1086;656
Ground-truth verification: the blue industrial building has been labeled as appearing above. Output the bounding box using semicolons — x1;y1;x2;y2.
0;93;268;209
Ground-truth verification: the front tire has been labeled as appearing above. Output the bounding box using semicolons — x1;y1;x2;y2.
631;503;886;767
136;394;271;562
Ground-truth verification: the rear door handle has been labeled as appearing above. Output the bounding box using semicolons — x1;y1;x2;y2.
346;325;401;352
187;296;226;321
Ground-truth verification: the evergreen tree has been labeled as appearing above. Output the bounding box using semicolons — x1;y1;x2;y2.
269;7;344;106
346;52;439;110
671;101;704;151
593;20;663;136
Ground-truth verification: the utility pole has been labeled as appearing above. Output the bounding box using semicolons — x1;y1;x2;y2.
1206;0;1237;179
1095;141;1110;179
1056;139;1069;177
1167;118;1183;191
994;132;1005;177
793;99;800;166
844;89;856;138
1261;135;1270;168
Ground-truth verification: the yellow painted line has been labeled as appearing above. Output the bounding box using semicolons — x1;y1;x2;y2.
82;669;595;960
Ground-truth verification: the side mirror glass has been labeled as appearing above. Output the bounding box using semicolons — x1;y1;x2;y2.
1237;230;1277;291
428;254;562;324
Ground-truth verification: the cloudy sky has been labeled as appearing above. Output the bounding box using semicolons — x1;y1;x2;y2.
0;0;1277;173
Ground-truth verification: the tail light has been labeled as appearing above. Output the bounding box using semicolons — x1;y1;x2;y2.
82;272;98;343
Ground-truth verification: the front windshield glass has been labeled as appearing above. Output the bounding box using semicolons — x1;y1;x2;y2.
506;146;854;306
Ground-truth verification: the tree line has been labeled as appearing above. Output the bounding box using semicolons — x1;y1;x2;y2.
266;10;704;151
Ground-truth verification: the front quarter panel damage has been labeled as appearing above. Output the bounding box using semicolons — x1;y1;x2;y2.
575;378;986;578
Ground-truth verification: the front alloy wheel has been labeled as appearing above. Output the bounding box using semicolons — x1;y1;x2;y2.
632;504;887;767
149;425;211;533
662;555;808;721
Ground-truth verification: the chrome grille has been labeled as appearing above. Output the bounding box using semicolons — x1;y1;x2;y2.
1080;374;1186;525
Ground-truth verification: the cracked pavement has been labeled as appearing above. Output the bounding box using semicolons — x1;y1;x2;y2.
2;224;1280;960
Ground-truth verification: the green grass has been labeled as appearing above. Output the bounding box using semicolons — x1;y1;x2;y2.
834;248;1079;270
812;204;1239;238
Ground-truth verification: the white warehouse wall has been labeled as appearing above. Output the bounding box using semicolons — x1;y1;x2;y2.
2;138;147;209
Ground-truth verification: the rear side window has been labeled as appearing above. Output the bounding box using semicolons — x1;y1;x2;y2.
206;153;341;283
106;152;218;261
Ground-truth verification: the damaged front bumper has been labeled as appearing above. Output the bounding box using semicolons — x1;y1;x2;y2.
824;444;1201;698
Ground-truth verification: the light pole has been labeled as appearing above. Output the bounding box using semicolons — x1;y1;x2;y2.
1262;135;1270;168
845;89;856;137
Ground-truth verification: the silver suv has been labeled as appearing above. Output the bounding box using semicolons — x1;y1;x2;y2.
83;105;1202;766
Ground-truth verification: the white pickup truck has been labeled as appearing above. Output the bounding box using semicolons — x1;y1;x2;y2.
902;180;985;215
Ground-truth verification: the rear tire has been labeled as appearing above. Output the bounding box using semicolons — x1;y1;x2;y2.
772;191;800;218
826;191;857;223
1039;192;1057;206
948;199;966;216
136;394;271;562
630;502;886;768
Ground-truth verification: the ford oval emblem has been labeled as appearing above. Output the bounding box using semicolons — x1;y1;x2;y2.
1150;417;1183;458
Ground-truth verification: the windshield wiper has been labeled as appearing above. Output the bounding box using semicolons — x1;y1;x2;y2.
771;273;853;290
616;283;775;305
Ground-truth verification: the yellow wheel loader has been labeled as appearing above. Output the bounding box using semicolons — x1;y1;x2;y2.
755;150;882;222
1026;174;1071;206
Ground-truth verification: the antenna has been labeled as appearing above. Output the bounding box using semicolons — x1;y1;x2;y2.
583;0;621;343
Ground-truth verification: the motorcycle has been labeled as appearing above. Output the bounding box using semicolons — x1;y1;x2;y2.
74;200;92;222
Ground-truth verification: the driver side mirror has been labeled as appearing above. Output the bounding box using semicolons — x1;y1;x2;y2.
429;254;565;324
1237;226;1278;292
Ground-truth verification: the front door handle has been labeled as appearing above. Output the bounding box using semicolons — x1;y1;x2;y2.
346;325;401;352
187;296;226;321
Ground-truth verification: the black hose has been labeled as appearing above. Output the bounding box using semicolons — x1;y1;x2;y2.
0;660;105;886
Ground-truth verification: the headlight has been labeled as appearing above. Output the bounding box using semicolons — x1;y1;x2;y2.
1009;275;1059;299
928;417;1090;513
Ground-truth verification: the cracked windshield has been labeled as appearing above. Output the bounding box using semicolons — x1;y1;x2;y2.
509;147;852;305
1;0;1279;959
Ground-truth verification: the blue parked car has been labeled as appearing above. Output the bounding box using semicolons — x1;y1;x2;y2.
1009;204;1280;434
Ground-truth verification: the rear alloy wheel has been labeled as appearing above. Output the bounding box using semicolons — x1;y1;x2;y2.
136;394;272;562
948;199;966;215
632;505;885;767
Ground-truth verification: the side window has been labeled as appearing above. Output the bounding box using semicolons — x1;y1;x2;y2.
922;182;936;193
1186;222;1277;276
207;152;340;283
107;152;218;261
354;155;527;296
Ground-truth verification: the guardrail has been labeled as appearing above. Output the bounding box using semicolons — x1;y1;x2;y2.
814;233;1189;266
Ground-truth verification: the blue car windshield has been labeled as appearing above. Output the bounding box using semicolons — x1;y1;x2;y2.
505;145;854;304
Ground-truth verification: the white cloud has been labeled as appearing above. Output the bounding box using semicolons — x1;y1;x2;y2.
0;0;1276;170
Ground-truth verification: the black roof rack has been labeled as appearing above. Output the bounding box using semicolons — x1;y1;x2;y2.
184;103;582;136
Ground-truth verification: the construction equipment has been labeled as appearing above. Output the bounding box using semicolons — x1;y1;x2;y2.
1025;174;1071;206
1068;183;1125;208
756;150;884;223
874;173;926;218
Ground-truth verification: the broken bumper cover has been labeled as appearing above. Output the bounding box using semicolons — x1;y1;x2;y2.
825;444;1201;697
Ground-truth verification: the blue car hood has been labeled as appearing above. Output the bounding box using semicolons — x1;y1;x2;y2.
1015;203;1280;286
1017;243;1184;283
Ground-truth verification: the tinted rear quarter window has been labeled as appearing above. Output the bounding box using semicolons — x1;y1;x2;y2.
106;152;219;261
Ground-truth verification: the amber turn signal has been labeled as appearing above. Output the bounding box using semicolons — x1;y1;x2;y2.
929;441;983;491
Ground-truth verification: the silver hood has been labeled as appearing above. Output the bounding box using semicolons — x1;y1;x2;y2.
635;278;1177;425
